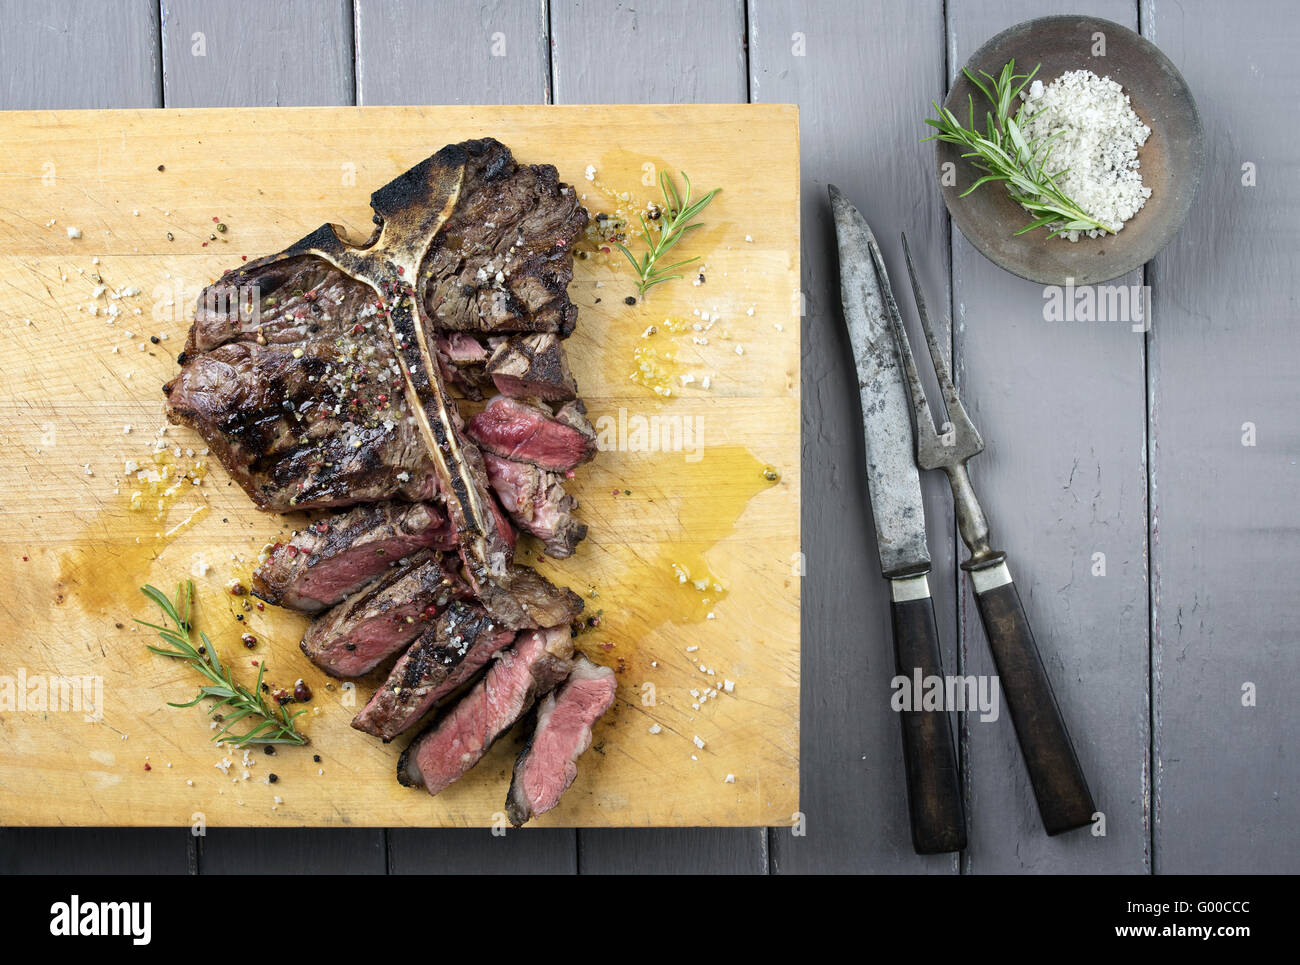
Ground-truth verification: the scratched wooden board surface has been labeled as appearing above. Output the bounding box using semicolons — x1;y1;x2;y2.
0;104;802;828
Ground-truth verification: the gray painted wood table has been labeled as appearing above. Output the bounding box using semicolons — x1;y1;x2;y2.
1;0;1295;875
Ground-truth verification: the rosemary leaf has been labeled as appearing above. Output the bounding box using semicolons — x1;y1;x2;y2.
137;581;308;748
615;170;720;298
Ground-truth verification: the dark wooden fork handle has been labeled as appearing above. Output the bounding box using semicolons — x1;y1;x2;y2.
969;561;1096;835
890;577;967;854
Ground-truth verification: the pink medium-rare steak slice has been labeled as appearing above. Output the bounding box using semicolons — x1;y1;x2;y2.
397;625;575;796
505;655;618;826
351;602;517;741
483;453;587;558
299;551;468;677
465;395;597;472
252;502;453;612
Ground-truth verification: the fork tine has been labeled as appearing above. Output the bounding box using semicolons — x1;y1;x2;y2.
901;234;984;451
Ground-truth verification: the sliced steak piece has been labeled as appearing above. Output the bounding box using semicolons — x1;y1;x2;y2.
465;395;597;472
484;453;587;558
252;502;452;612
476;564;584;630
352;602;516;741
486;333;577;402
506;655;618;826
397;625;575;795
299;551;468;677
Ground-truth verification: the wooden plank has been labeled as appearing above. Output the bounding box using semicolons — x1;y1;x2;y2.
946;0;1150;872
0;0;174;877
157;0;373;874
0;828;191;874
0;104;801;831
551;0;765;873
160;0;354;107
355;0;550;105
388;829;577;873
751;0;958;874
354;0;569;873
0;0;160;109
579;827;767;873
1142;0;1300;874
550;0;747;104
197;829;386;873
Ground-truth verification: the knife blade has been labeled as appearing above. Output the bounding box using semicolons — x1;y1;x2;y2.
829;184;966;854
828;186;931;580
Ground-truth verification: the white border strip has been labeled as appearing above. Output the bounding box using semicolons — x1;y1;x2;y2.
970;561;1013;594
889;574;931;602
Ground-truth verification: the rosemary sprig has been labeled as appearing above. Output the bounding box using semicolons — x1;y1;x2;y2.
924;59;1113;239
136;581;308;747
614;171;719;297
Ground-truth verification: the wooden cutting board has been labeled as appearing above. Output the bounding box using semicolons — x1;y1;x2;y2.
0;105;800;828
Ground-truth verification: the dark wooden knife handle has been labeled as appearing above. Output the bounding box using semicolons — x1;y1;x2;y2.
890;582;967;854
970;565;1096;835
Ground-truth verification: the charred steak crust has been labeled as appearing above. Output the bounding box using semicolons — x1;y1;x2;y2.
351;601;516;741
298;550;469;678
474;564;585;630
420;141;587;338
395;625;575;794
486;333;578;402
252;501;451;612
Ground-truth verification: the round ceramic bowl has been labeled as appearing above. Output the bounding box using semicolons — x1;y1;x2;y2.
936;15;1204;285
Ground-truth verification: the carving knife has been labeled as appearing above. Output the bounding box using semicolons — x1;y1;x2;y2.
828;185;966;854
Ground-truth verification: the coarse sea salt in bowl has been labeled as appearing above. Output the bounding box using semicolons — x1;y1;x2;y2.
936;15;1204;286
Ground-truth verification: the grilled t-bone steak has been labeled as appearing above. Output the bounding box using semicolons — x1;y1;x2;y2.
163;138;588;588
351;601;516;741
397;625;575;795
506;655;618;826
299;550;468;677
167;139;608;816
253;502;451;612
